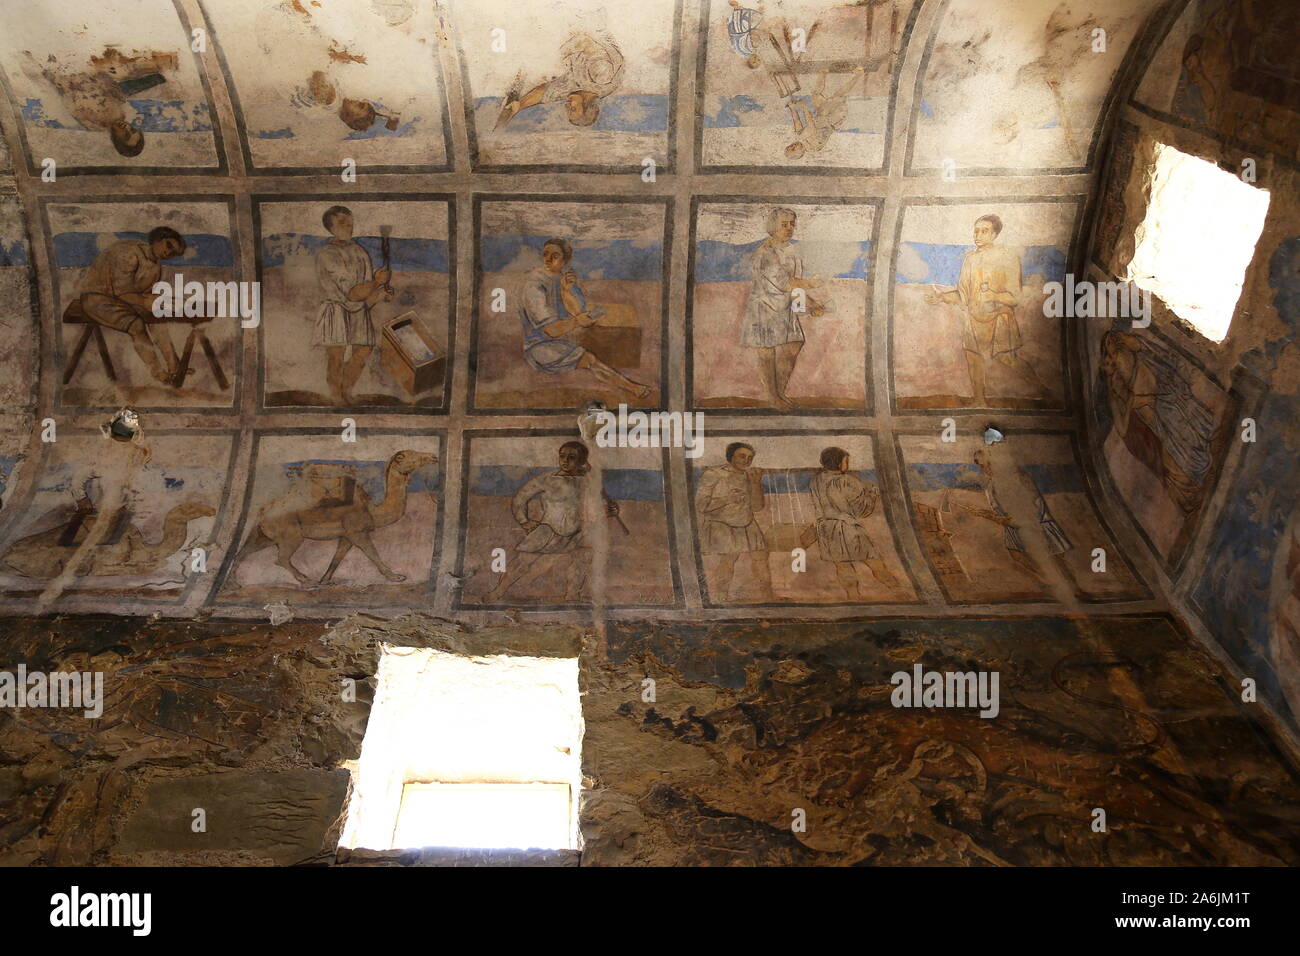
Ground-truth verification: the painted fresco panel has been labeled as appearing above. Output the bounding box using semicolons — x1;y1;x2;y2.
0;0;220;171
217;431;443;607
0;432;234;602
202;0;449;170
473;198;667;412
257;197;451;411
458;433;677;608
690;432;915;605
454;0;678;169
899;432;1146;604
691;200;874;411
698;0;915;172
892;200;1073;411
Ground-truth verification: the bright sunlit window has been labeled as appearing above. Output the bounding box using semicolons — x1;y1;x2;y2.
1126;142;1270;342
340;646;582;852
393;783;573;850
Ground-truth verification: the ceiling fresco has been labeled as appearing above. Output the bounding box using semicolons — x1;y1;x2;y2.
2;0;1300;879
0;0;1209;628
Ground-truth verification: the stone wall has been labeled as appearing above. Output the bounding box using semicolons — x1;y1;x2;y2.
4;611;1300;866
1;0;1299;868
1082;0;1300;734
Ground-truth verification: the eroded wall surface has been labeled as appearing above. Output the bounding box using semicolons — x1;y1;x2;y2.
0;134;38;550
2;614;1299;866
0;0;1298;866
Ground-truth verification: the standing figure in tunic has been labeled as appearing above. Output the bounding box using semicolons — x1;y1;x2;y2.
741;208;823;409
314;205;393;405
697;442;774;602
809;446;902;600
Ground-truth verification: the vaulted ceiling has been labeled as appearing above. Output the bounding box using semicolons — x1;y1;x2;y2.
0;0;1183;623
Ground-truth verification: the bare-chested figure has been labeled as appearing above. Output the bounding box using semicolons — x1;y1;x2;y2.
925;214;1050;405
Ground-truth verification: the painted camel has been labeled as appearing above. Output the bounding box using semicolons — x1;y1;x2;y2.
1;501;215;578
232;449;438;588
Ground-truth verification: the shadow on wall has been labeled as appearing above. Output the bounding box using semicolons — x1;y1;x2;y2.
1191;237;1300;729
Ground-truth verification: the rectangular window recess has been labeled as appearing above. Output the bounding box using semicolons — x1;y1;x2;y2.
392;782;573;851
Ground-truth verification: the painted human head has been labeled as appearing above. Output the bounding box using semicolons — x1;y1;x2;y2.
766;207;797;241
323;205;354;240
339;98;378;131
109;119;144;157
147;226;185;260
726;442;756;469
308;70;337;106
542;238;573;273
1100;330;1142;379
973;214;1003;248
558;440;590;474
820;446;850;473
565;91;600;127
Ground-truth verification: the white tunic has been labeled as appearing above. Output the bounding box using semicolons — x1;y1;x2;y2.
512;470;588;554
314;240;376;347
740;241;806;348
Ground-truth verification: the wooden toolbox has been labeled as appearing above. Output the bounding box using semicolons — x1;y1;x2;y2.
380;312;446;396
570;302;642;368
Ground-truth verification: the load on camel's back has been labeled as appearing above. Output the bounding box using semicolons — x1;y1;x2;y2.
231;449;438;588
1;500;215;579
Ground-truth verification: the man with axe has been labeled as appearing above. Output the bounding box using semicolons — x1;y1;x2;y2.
484;440;624;604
